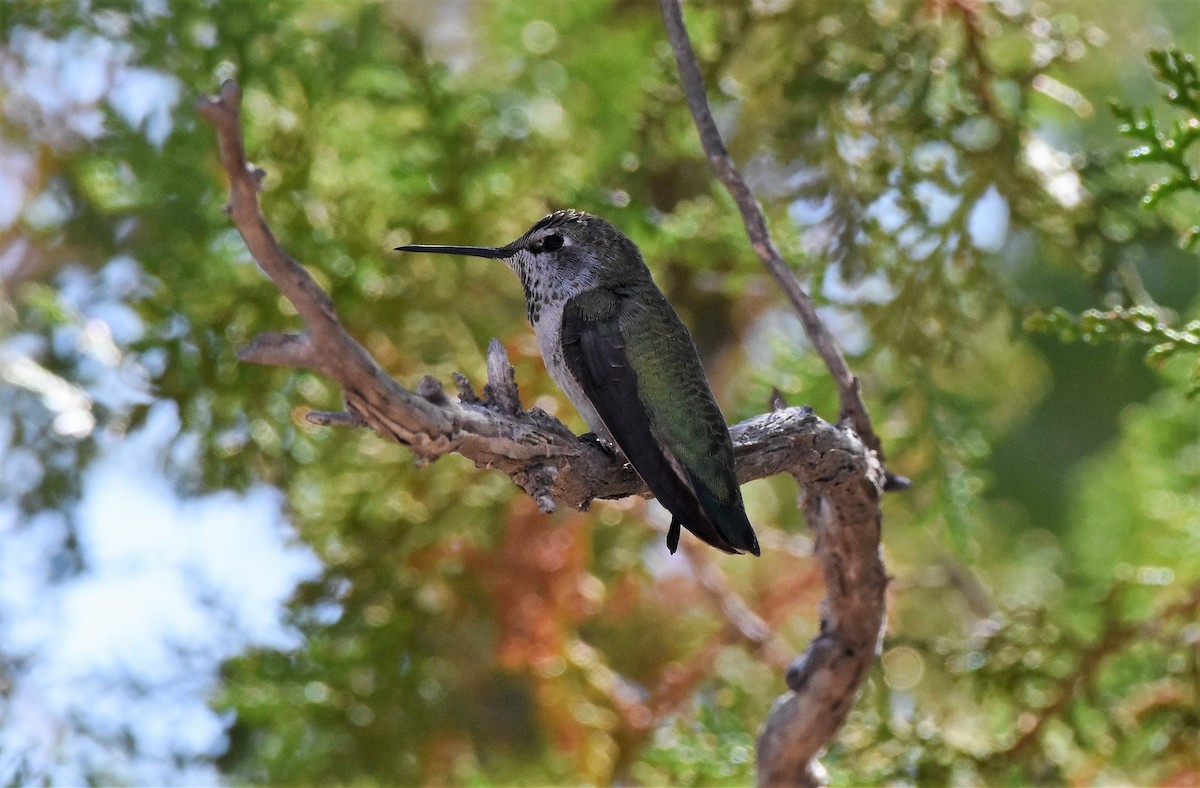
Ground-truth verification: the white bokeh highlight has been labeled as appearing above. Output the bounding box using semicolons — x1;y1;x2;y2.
0;402;321;785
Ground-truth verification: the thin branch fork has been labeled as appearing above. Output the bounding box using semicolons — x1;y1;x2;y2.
658;1;890;785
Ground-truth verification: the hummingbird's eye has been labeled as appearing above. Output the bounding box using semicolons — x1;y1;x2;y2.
542;234;564;252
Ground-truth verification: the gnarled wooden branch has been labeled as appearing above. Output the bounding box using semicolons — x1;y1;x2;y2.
658;2;889;785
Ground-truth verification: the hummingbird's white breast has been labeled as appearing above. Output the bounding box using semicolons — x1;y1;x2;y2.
531;300;613;444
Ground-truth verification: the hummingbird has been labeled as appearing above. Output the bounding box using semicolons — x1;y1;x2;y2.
397;209;760;556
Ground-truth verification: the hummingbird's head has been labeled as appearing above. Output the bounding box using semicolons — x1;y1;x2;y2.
397;209;649;322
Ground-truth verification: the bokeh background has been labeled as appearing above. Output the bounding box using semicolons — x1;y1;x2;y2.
2;0;1199;784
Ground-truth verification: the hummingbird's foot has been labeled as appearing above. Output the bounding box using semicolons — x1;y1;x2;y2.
578;431;618;459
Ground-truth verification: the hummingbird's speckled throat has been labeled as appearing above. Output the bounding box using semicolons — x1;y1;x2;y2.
511;210;587;324
397;210;761;556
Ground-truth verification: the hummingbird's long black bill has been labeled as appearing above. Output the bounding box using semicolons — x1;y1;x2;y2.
395;244;508;259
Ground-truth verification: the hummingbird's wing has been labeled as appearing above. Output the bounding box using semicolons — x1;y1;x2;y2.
561;287;760;556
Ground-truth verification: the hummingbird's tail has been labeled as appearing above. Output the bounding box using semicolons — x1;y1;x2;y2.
623;436;760;556
660;465;760;556
682;477;761;556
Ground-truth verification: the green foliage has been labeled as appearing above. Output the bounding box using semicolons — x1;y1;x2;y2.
636;692;757;786
1028;306;1200;393
3;0;1200;785
832;581;1200;786
1030;48;1200;391
1114;49;1200;222
1069;362;1200;583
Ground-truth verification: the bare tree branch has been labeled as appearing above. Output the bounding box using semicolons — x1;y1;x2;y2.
657;2;890;785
